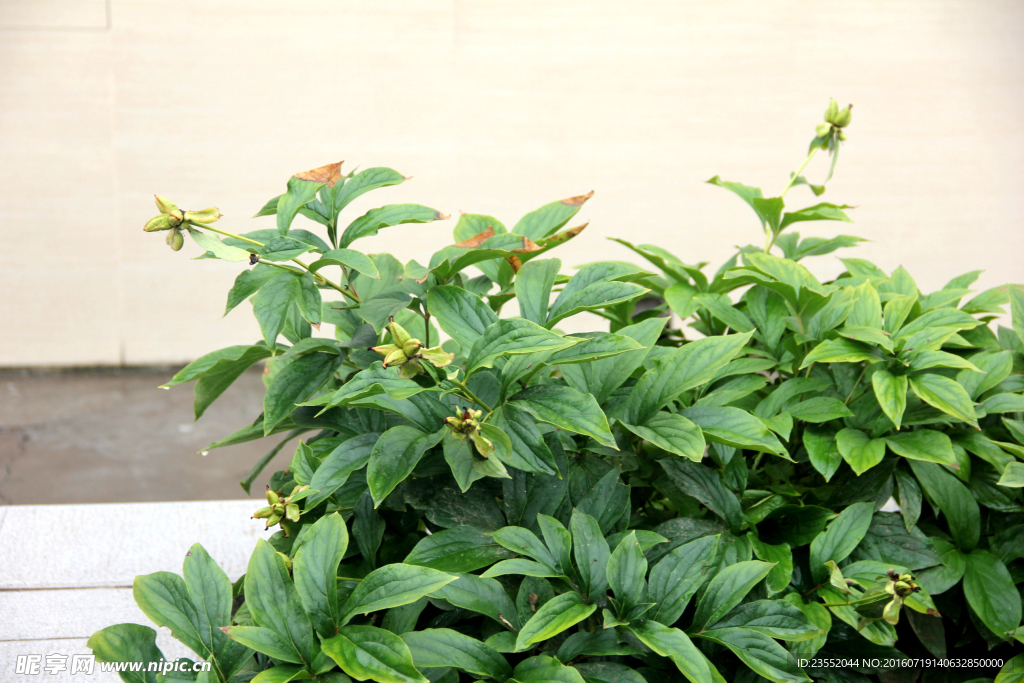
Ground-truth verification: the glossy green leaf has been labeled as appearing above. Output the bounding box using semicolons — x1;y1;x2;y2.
649;535;719;626
277;177;324;235
323;625;428;683
515;592;597;651
367;427;445;506
872;370;908;429
691;561;774;631
698;628;810;683
909;373;978;428
835;428;886;475
511;384;616;448
661;458;742;532
310;249;380;279
244;539;318;667
748;536;793;595
908;460;980;551
466;319;575;375
808;502;873;582
998;461;1024;487
163;344;273;420
513;655;588;683
709;600;819;641
561;317;667;404
264;352;343;434
682;406;788;458
340;204;446;248
622;411;705;462
515;258;561;325
803;427;841;482
87;624;165;683
785;397;854;423
334;167;407;212
430;572;520;630
293;514;349;639
607;532;647;615
341;564;456;625
628;620;712;683
405;526;513;573
885;429;957;467
570;510;611;603
402;629;511;681
963;550;1021;639
801;338;882;368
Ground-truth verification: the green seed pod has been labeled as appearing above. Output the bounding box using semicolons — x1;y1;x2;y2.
154;195;179;214
371;343;400;358
825;98;839;123
183;207;222;224
285;503;300;523
166;229;184;251
815;123;832;138
384;348;408;368
144;214;172;232
833;105;853;128
398;359;423;378
251;506;274;519
837;130;847;141
387;318;413;347
266;486;280;506
894;581;913;597
469;430;495;459
883;596;903;625
402;339;423;356
266;511;283;527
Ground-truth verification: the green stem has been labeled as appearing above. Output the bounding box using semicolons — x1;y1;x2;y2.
196;224;360;301
845;364;869;404
765;147;820;253
451;379;494;413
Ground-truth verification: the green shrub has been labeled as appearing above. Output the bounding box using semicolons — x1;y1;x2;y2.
91;103;1024;683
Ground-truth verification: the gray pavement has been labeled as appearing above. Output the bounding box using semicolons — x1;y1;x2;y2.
0;368;285;505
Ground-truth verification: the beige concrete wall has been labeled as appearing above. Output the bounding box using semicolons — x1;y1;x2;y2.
2;0;1023;366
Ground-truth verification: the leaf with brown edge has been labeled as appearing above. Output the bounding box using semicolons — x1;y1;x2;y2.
562;191;594;206
507;256;523;273
454;227;495;248
296;161;344;188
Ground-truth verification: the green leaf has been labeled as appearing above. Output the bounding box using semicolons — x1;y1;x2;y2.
561;317;667;404
250;664;314;683
223;626;302;664
785;397;854;423
443;434;510;492
681;406;788;458
430;572;520;630
309;249;381;279
628;620;712;683
131;571;207;657
511;385;616;448
908;461;981;551
293;514;349;639
334;167;407;213
340;204;447;248
163;344;273;420
367;427;445;506
188;228;252;261
547;279;649;326
512;192;592;241
264;352;343;434
515;592;597;651
570;510;611;603
801;338;883;368
254;272;302;348
341;564;456;625
997;655;1024;683
321;362;433;408
779;202;853;232
489;405;558;475
87;624;165;683
489;526;558;567
1011;285;1024;346
513;655;587;683
466;319;575;375
998;461;1024;487
885;429;958;467
182;544;251;678
910;374;979;428
691;561;774;631
848;512;941;570
516;258;561;325
835;428;886;475
226;264;279;314
808;502;873;582
305;432;379;509
963;550;1021;639
698;628;809;683
402;629;511;681
607;531;647;615
621;411;705;462
244;539;318;667
872;370;908;429
277;177;324;235
323;625;428;683
649;535;719;626
803;427;841;482
706;176;764;220
546;332;643;366
748;536;793;595
661;459;742;532
626;332;754;423
405;526;513;572
258;236;315;262
572;662;647;683
710;600;819;641
482;558;564;580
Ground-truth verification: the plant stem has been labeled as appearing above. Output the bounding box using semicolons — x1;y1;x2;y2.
764;147;819;253
845;364;869;404
451;378;493;413
197;224;360;301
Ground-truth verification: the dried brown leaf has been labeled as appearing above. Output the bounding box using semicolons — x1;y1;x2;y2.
453;226;495;248
561;190;594;206
295;161;344;188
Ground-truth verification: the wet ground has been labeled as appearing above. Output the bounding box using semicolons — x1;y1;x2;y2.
0;368;283;505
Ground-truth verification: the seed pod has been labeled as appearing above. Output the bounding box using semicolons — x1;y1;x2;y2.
837;130;847;141
398;359;423;378
285;503;300;523
387;318;413;347
266;511;283;527
883;596;902;625
815;123;832;138
266;486;280;506
825;98;840;123
166;229;184;251
383;348;408;368
184;207;222;224
144;214;172;232
833;105;853;128
894;581;913;597
402;339;423;357
470;430;495;458
252;506;274;519
154;195;179;214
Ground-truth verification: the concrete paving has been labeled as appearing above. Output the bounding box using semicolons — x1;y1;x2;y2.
0;368;287;505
